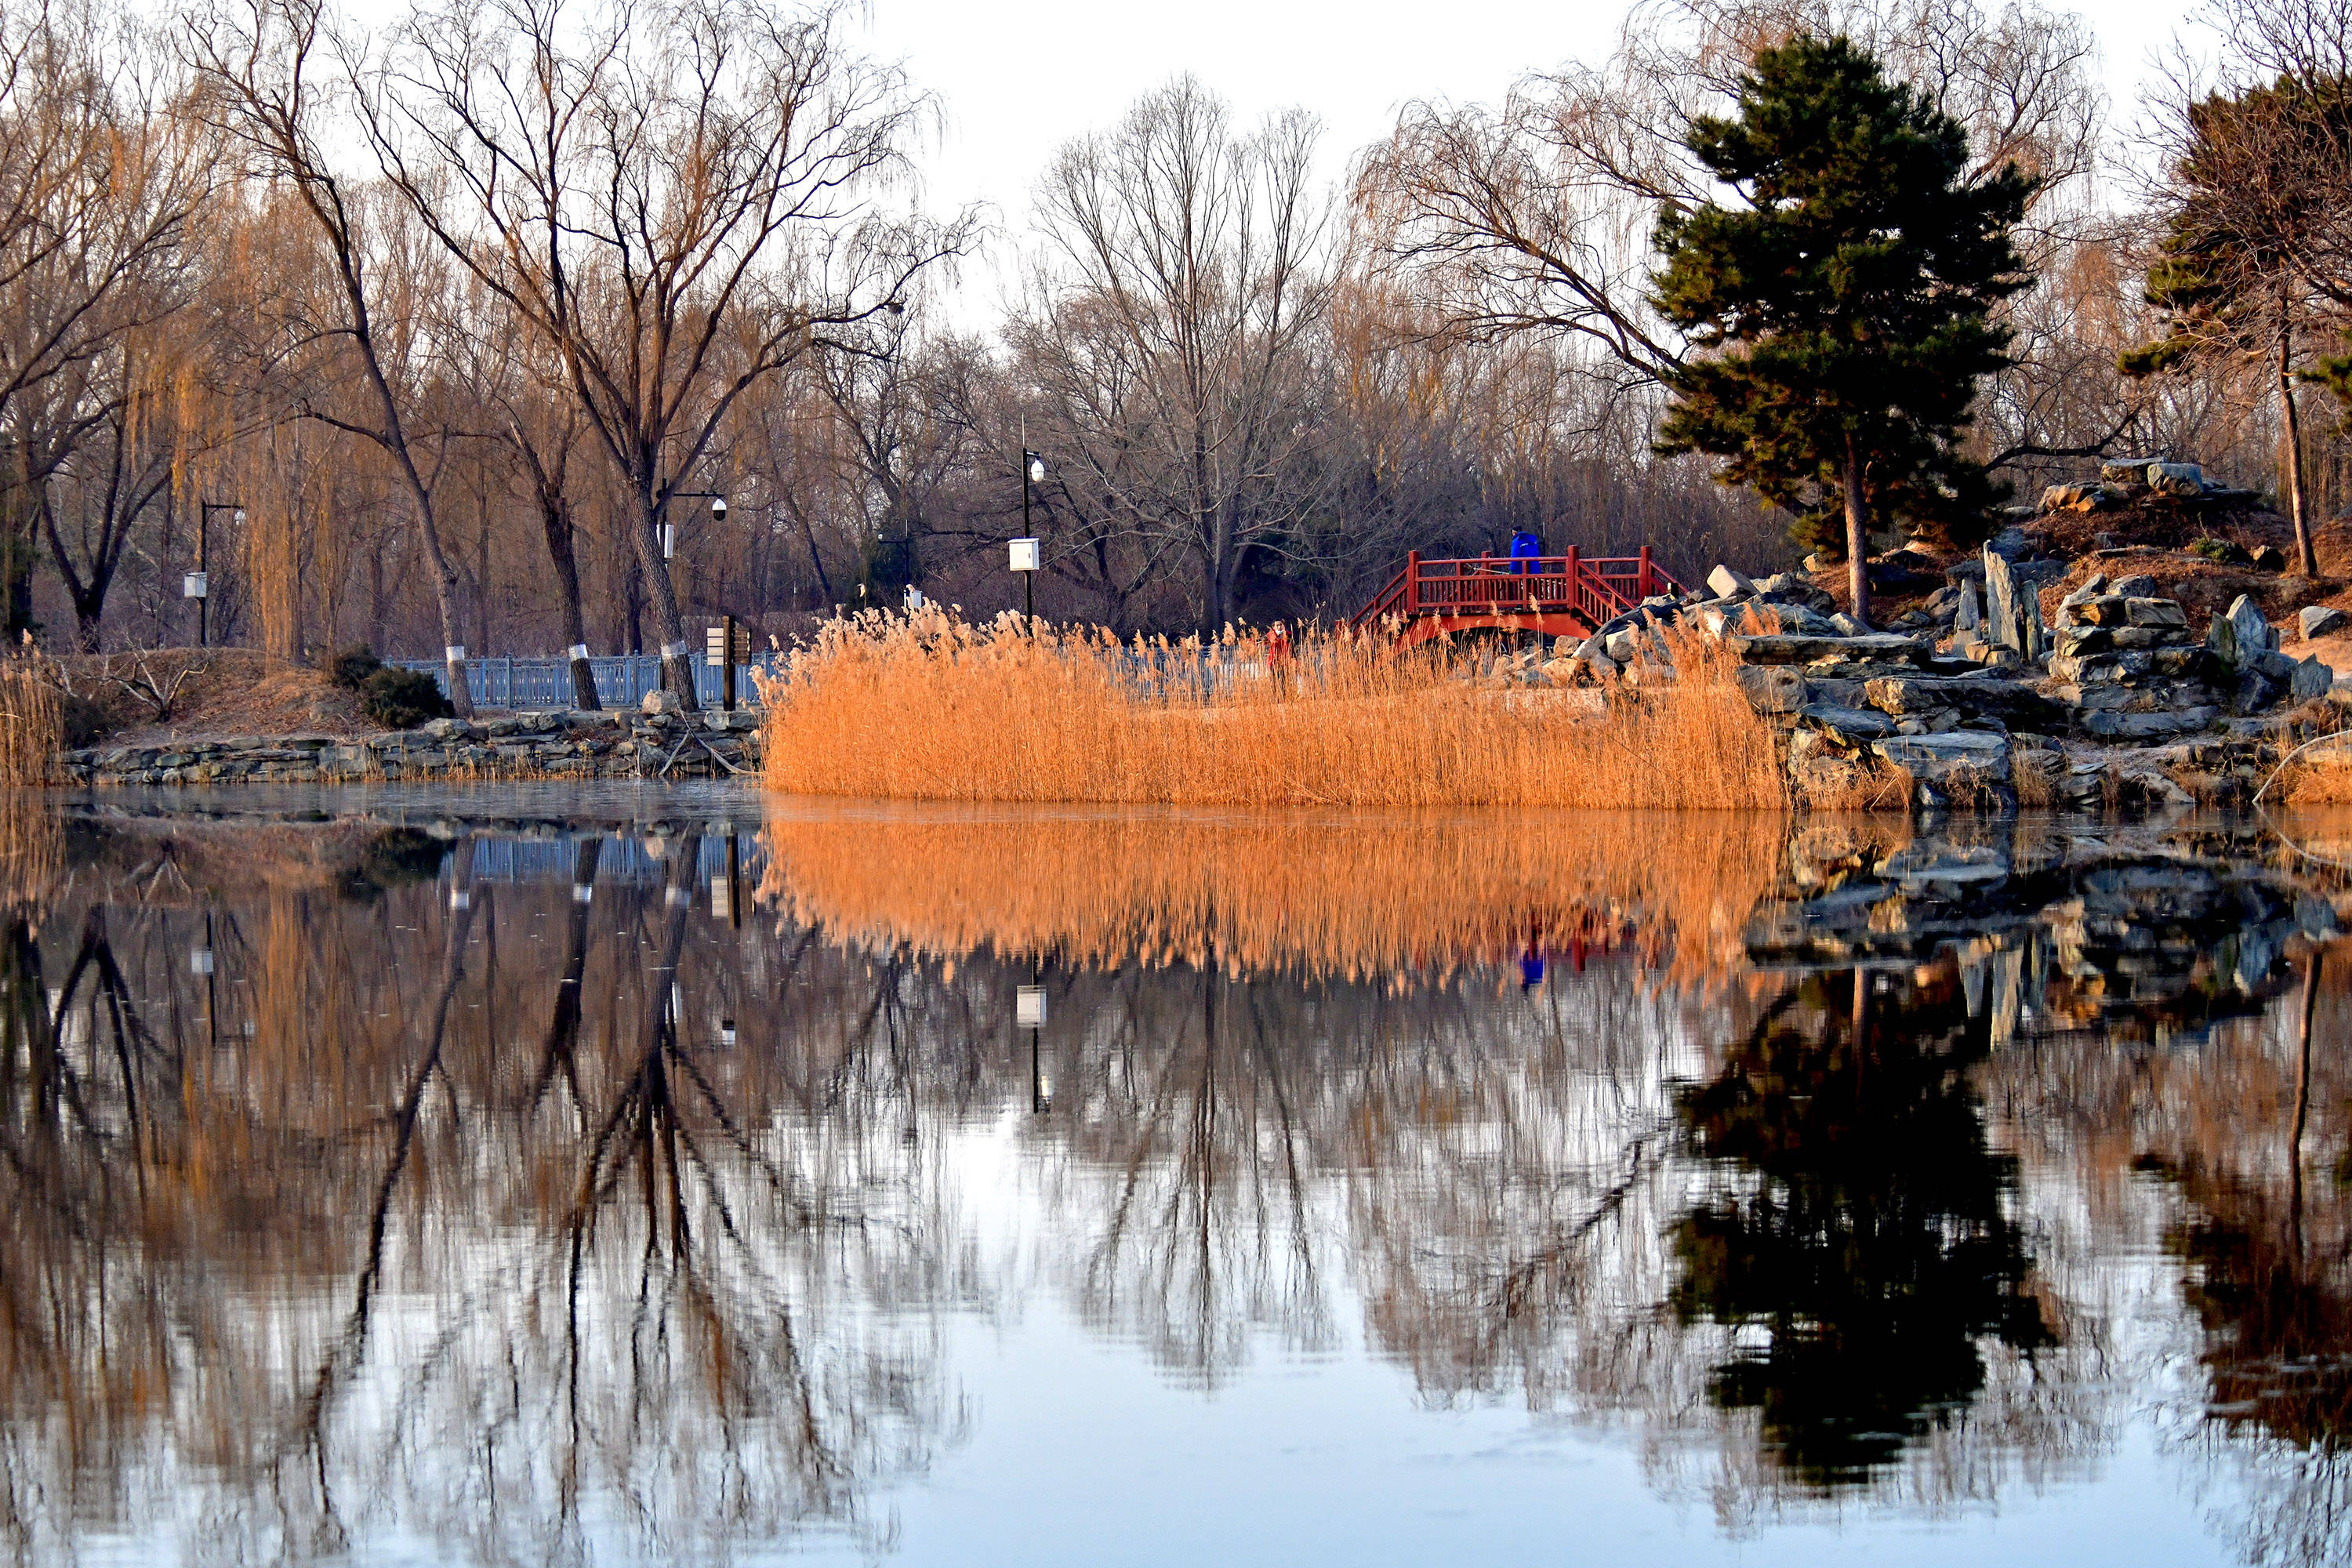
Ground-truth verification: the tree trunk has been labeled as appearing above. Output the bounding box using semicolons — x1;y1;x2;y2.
539;497;599;710
1842;437;1872;627
633;487;700;712
2281;317;2317;577
72;592;103;653
412;494;477;718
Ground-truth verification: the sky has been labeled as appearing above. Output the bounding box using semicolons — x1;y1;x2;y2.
851;0;2205;314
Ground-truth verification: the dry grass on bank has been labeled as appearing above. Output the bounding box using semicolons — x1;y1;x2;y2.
757;609;1787;810
758;804;1786;983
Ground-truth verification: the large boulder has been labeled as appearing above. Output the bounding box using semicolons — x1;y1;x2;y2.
1734;664;1807;714
1797;702;1897;740
2125;597;2188;628
1873;731;2013;786
1706;564;1755;600
1981;544;2048;659
2292;655;2336;704
2300;604;2350;641
2208;594;2278;669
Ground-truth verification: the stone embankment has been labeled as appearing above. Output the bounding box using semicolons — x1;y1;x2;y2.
64;697;763;786
1513;541;2345;813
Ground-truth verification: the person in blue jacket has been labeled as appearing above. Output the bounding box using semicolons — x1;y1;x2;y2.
1508;528;1541;573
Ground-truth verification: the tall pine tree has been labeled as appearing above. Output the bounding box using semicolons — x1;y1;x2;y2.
1650;36;2033;624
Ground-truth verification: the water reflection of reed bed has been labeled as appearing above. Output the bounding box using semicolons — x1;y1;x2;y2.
757;805;1788;984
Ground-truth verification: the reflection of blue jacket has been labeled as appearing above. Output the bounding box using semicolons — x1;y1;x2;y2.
1508;531;1541;574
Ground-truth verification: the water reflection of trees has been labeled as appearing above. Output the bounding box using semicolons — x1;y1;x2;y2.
0;823;965;1564
1671;967;2056;1489
13;805;2352;1561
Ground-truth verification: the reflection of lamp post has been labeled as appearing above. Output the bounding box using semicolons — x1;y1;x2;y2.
196;909;218;1049
191;502;243;648
1018;966;1047;1113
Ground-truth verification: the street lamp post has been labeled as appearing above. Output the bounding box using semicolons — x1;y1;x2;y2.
191;502;243;648
1013;450;1046;633
662;491;728;699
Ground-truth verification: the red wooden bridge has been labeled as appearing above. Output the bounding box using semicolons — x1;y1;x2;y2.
1349;549;1686;648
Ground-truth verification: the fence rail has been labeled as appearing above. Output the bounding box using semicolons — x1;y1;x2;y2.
390;654;782;710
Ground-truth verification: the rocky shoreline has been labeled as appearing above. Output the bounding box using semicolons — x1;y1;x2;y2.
62;701;764;786
1533;539;2349;815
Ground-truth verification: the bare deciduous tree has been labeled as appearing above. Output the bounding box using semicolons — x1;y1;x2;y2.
186;0;478;710
362;0;966;707
1022;77;1334;632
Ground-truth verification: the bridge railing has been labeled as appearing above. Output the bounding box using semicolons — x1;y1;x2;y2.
1350;549;1685;633
390;654;784;710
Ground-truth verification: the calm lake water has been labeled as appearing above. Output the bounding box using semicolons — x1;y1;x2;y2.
7;783;2352;1566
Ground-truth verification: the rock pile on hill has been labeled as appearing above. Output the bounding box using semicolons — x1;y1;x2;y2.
1519;535;2345;814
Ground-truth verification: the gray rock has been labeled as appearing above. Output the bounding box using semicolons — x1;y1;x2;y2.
2234;667;2290;713
641;688;684;716
1798;703;1896;739
1603;629;1639;663
1706;564;1755;600
2210;595;2278;669
1734;664;1807;714
1987;526;2036;561
2300;604;2350;641
2108;574;2158;598
1954;579;1981;632
1873;730;2013;784
1826;612;1870;637
2147;461;2207;497
2082;706;2219;739
2292;656;2335;704
1981;543;2047;657
2124;597;2187;628
2100;456;2165;483
1726;633;1928;665
1754;573;1838;613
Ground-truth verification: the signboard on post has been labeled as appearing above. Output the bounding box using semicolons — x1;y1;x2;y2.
1015;985;1046;1029
704;624;753;667
1008;538;1040;573
706;617;753;710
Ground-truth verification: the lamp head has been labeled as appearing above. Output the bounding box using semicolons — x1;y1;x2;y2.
233;507;246;526
1026;454;1045;485
710;495;727;521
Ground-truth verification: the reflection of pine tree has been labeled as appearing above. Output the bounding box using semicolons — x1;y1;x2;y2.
1670;969;2053;1488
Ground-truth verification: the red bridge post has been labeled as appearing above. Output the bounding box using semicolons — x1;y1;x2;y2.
1638;545;1653;601
1405;550;1420;616
1564;545;1579;618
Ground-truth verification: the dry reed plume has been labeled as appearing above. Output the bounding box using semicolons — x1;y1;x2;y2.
0;656;60;789
757;804;1787;984
0;659;61;905
758;608;1788;810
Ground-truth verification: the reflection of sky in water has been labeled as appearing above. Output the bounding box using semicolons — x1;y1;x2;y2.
6;792;2348;1566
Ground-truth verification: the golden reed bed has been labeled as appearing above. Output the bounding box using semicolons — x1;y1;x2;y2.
757;804;1785;985
757;610;1787;810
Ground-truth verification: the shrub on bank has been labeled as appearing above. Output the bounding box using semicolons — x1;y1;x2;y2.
331;644;384;690
756;607;1787;810
359;666;452;729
